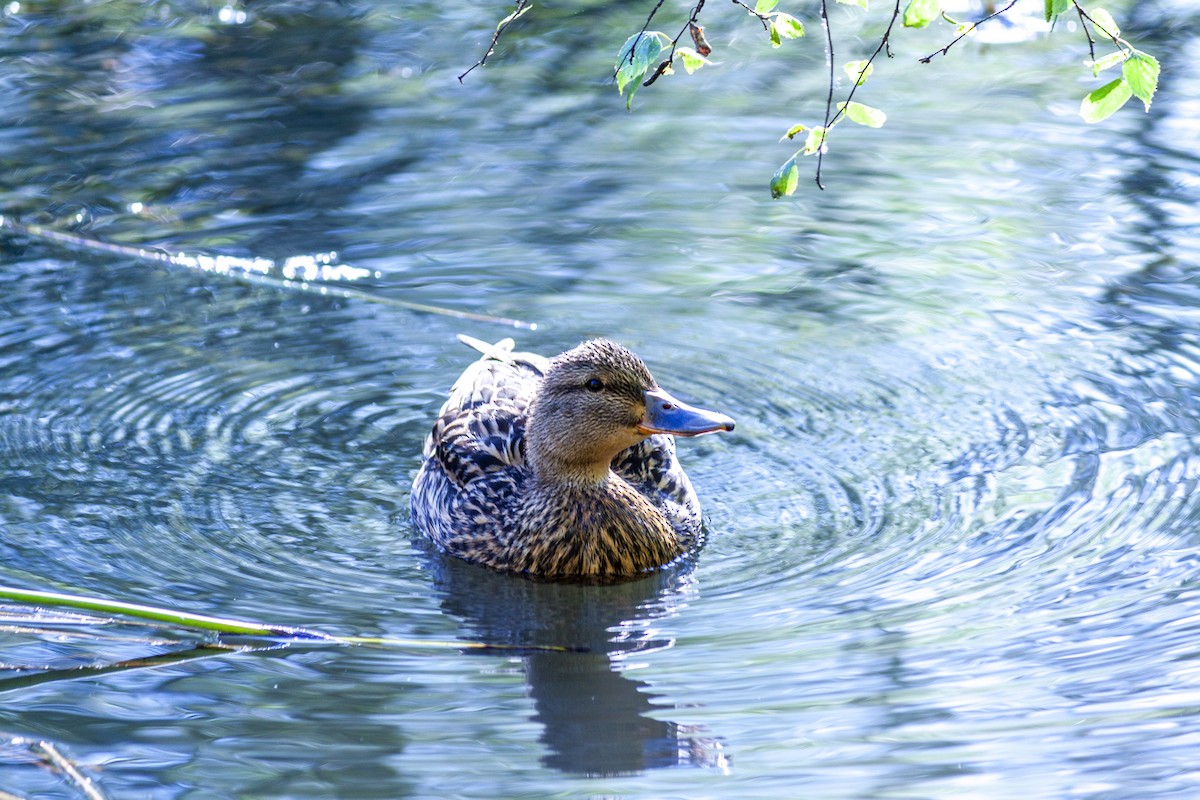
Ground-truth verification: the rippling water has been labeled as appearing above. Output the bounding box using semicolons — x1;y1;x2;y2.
2;0;1200;797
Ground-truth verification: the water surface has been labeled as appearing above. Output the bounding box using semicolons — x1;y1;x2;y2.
2;1;1200;797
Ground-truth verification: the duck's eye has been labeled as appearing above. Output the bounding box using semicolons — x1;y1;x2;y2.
585;378;604;392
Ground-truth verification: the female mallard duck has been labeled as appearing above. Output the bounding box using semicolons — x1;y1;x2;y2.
411;336;735;580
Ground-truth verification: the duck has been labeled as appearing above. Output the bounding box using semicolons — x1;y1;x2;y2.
411;335;735;580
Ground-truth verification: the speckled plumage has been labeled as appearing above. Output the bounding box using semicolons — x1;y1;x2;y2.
411;336;733;580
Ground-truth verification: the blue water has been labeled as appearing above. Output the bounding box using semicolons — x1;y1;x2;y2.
2;1;1200;797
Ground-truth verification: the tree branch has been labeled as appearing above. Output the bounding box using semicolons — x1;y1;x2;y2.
458;0;532;83
919;0;1020;64
644;0;709;87
815;0;835;190
816;0;901;189
729;0;773;32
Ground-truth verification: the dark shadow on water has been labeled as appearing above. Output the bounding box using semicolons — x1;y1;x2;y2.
422;548;728;776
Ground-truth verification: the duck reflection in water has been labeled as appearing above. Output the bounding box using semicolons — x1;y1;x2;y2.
411;336;733;773
424;550;729;776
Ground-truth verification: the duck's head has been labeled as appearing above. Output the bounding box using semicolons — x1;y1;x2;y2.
526;339;735;483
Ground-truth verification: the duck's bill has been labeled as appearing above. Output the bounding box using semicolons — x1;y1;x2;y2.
637;387;736;437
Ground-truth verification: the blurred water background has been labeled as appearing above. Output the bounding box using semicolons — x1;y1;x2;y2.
2;0;1200;797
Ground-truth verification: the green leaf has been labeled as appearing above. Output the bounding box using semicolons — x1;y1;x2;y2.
836;0;868;9
1044;0;1070;22
771;12;806;39
1123;52;1159;111
769;19;782;47
615;31;669;109
838;101;887;127
802;126;828;155
1087;50;1127;77
754;0;779;13
903;0;939;29
676;46;712;75
843;59;873;86
782;123;807;141
1087;7;1119;38
770;156;801;198
1079;77;1132;123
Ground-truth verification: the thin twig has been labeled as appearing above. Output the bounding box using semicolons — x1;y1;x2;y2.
458;0;531;82
829;0;901;127
0;216;536;330
815;0;901;189
643;0;708;87
919;0;1020;63
816;0;835;190
729;0;772;32
619;0;676;76
31;741;108;800
1074;2;1097;60
1072;2;1132;55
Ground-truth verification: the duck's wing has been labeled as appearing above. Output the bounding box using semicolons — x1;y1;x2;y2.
423;339;547;486
611;434;697;507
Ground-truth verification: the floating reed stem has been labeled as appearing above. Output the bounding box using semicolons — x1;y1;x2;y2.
0;586;578;653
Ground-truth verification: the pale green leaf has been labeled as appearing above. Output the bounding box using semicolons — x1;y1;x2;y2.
836;0;868;9
782;123;807;141
843;59;873;86
903;0;939;29
1044;0;1069;22
771;12;805;38
802;126;828;155
1087;50;1127;77
1079;77;1132;123
770;156;800;199
1087;7;1119;38
1123;52;1159;111
838;101;887;127
614;31;670;108
676;46;712;75
754;0;779;13
769;20;782;47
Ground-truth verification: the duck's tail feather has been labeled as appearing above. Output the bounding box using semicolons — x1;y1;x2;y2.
457;334;516;360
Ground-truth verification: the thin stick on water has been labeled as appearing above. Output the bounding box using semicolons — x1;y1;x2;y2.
0;216;536;330
30;741;108;800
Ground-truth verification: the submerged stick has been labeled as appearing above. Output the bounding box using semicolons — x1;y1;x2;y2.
0;216;536;330
30;741;108;800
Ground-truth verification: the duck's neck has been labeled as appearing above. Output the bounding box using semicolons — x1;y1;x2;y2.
525;427;623;486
